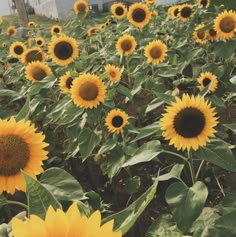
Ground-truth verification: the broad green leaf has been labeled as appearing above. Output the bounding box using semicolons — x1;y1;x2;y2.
213;40;236;59
125;176;141;195
96;139;116;156
229;75;236;85
0;224;8;237
208;95;225;108
223;123;236;134
218;194;236;215
159;164;185;182
117;84;132;100
0;89;19;97
16;96;30;121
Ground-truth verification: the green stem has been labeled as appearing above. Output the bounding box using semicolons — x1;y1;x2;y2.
188;150;196;185
162;150;188;162
7;200;28;209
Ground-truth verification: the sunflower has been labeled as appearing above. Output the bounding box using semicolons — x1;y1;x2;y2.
152;10;158;17
73;0;89;16
145;0;155;5
48;35;79;66
160;94;218;151
28;38;35;47
87;26;99;37
144;40;168;64
193;24;207;44
50;24;62;34
104;64;122;82
12;202;121;237
71;73;106;109
127;3;151;28
25;61;52;82
0;117;48;194
35;37;45;47
6;26;16;37
105;18;112;26
99;24;106;30
207;28;218;42
196;0;210;8
1;42;7;48
28;30;33;36
0;17;3;24
28;21;37;27
214;10;236;40
111;3;127;19
59;71;74;93
21;47;46;65
178;4;194;22
105;109;129;134
9;41;27;58
116;34;137;56
197;72;218;93
171;6;180;19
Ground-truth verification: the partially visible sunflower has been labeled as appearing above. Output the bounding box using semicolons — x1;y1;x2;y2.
28;38;35;47
127;3;151;28
48;35;79;66
71;73;106;109
197;72;218;93
99;24;106;30
145;0;155;5
28;30;33;36
144;40;168;64
196;0;210;8
214;10;236;40
9;41;27;58
111;3;127;19
171;5;180;19
152;10;158;17
105;64;122;82
160;94;218;151
21;47;46;64
0;17;3;24
178;4;194;22
87;26;99;37
59;71;74;93
25;61;52;82
105;109;129;134
35;37;45;47
50;25;62;35
6;26;16;36
73;0;89;16
116;34;137;56
0;117;48;194
1;42;7;48
28;21;37;27
207;28;218;42
193;24;207;44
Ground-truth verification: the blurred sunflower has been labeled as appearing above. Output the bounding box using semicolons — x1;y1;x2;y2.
73;0;89;16
28;30;33;36
152;10;158;17
28;21;37;27
196;0;210;8
6;26;16;36
111;3;127;19
179;4;194;22
28;38;35;47
25;61;52;82
99;24;106;30
87;26;99;37
144;40;168;64
171;6;180;19
214;10;236;40
207;28;218;42
71;74;106;109
105;109;129;134
160;94;218;151
59;71;74;93
0;117;48;194
116;34;137;56
193;24;207;44
0;17;3;24
197;72;218;93
105;18;112;26
127;3;151;28
145;0;155;5
9;41;27;58
1;42;7;48
35;37;45;47
12;202;121;237
48;35;79;66
21;47;46;64
104;64;122;82
50;24;62;34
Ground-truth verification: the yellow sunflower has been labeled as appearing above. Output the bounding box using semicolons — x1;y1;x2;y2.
197;72;218;93
104;64;122;82
105;109;129;134
214;10;236;40
87;26;99;37
193;24;207;44
170;5;180;19
0;117;48;194
28;21;37;27
207;28;218;42
111;3;127;19
145;0;155;6
59;71;74;93
144;40;168;64
21;47;46;65
160;94;218;151
99;23;106;30
71;73;106;109
1;42;7;48
196;0;210;8
73;0;89;16
9;41;27;58
0;17;3;24
48;35;79;66
6;26;17;37
25;61;52;82
152;10;158;17
178;4;194;22
28;30;33;36
12;202;121;237
116;34;137;56
28;38;35;47
50;24;62;35
35;37;45;47
127;3;151;28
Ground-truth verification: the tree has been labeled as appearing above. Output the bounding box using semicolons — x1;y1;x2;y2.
14;0;28;27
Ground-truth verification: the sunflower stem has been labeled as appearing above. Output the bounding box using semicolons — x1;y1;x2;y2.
7;200;28;209
188;150;196;185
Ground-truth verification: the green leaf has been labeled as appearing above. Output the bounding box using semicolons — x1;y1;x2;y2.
125;176;141;195
213;40;236;59
229;75;236;85
16;96;30;121
219;194;236;215
208;95;225;108
96;139;116;156
159;164;185;182
165;181;208;234
0;194;8;208
117;84;132;100
0;89;20;97
0;224;8;237
223;123;236;133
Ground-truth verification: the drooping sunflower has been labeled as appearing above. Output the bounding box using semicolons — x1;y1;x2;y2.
160;94;218;151
196;0;210;8
50;24;62;34
0;117;48;194
207;28;218;42
35;37;45;47
197;72;218;93
178;4;194;22
12;202;121;237
87;26;99;37
144;40;168;64
105;109;129;134
21;47;46;65
214;10;236;40
73;0;89;16
104;64;122;82
59;71;74;93
48;35;79;66
127;3;151;28
6;26;16;37
116;34;137;56
28;21;37;27
71;74;106;109
111;3;127;19
9;41;27;58
193;24;207;44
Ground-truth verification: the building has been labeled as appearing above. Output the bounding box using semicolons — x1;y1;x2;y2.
0;0;14;16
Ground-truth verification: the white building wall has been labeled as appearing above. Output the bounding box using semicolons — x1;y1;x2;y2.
33;0;59;19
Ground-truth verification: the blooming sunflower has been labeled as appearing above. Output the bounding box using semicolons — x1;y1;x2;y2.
193;24;207;44
160;94;218;151
73;0;89;16
50;24;62;34
207;28;218;42
59;71;74;93
28;21;37;27
116;34;137;56
171;6;180;19
6;26;16;37
127;3;151;28
111;3;127;19
35;37;45;47
178;4;194;22
0;117;48;194
12;202;121;237
105;64;122;82
105;109;129;134
71;74;106;109
197;72;218;93
48;35;79;66
144;40;168;64
214;10;236;40
87;26;99;37
25;61;52;82
196;0;210;8
1;42;7;48
9;41;27;58
21;47;46;65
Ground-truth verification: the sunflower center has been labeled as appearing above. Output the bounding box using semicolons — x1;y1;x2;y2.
110;71;116;78
197;30;205;39
54;27;60;33
150;47;162;59
181;7;192;18
209;28;217;36
79;81;99;100
173;8;179;16
9;29;15;35
174;107;205;138
112;116;123;128
121;40;132;51
200;0;207;7
202;78;211;86
54;42;73;60
219;16;235;33
14;46;24;55
115;6;124;16
77;3;86;12
132;9;146;22
37;40;43;45
26;50;43;63
66;77;74;89
32;67;47;81
0;135;29;176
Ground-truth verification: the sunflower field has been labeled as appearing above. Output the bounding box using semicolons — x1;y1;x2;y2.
0;0;236;236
